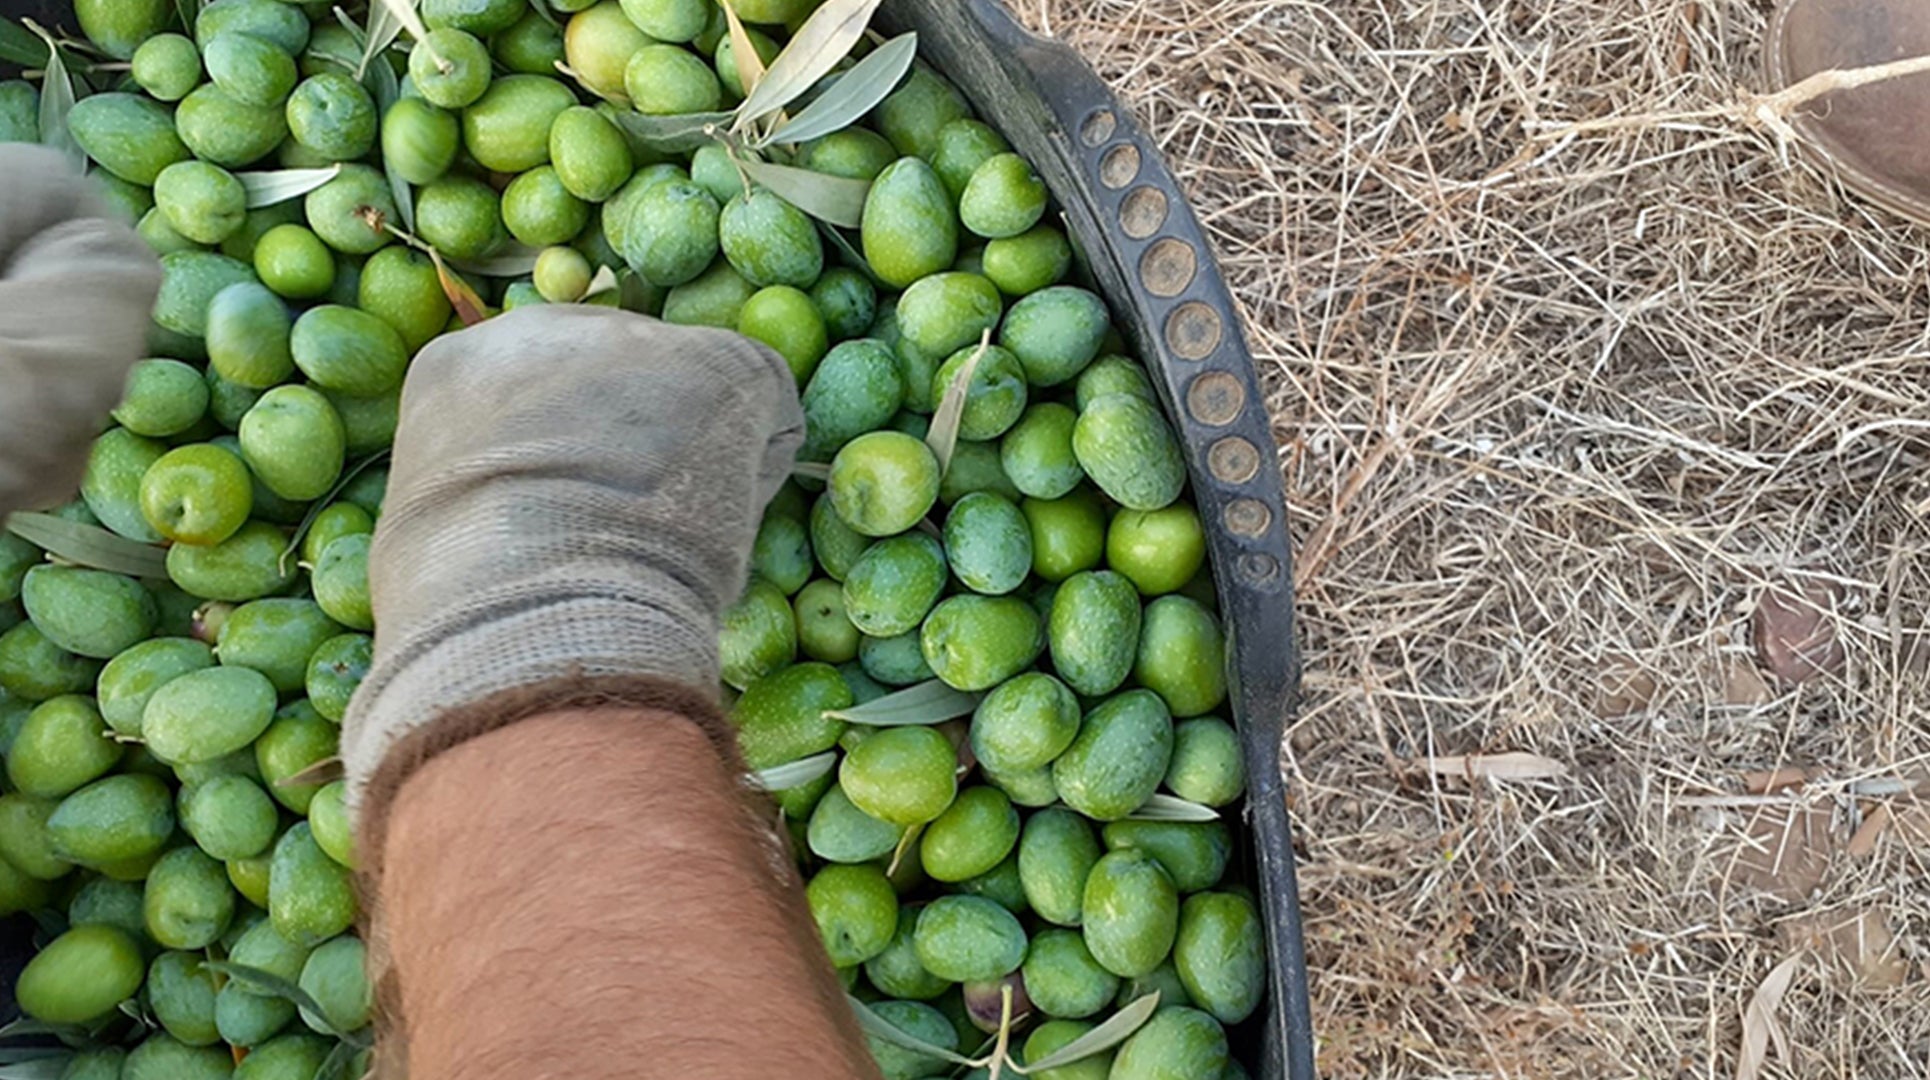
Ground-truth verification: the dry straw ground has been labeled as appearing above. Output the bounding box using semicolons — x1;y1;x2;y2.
1015;0;1930;1076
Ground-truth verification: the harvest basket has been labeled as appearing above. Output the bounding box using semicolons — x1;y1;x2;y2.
0;2;1313;1075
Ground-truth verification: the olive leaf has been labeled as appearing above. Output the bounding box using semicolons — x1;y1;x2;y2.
433;251;491;324
25;21;81;170
0;1050;70;1071
116;997;155;1029
791;461;831;481
313;1039;363;1080
332;7;369;49
719;1;768;106
1124;794;1221;823
359;0;408;78
552;61;629;107
236;165;343;208
1011;993;1161;1073
925;331;992;476
846;995;983;1067
449;243;544;278
0;1019;60;1042
362;59;413;229
747;750;838;792
816;221;881;284
824;678;979;726
0;17;50;67
580;264;621;303
4;513;167;578
276;756;343;789
764;32;915;148
283;451;392;574
737;0;886;131
736;155;870;229
608;109;735;155
374;0;430;50
0;1060;70;1080
26;906;65;945
204;963;373;1048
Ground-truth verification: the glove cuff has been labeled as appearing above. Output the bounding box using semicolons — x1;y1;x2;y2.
342;596;727;832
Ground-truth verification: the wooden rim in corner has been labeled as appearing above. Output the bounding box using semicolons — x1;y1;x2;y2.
1765;0;1930;229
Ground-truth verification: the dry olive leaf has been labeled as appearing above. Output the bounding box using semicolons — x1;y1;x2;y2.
1422;752;1569;781
1735;953;1801;1080
720;0;769;105
1752;582;1846;684
1782;909;1908;988
1742;766;1817;795
1845;804;1891;858
1723;805;1834;902
1594;655;1657;717
276;757;344;789
1720;656;1774;706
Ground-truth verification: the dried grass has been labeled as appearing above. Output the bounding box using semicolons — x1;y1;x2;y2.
1015;0;1930;1075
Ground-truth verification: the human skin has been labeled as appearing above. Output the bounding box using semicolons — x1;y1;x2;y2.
380;707;882;1080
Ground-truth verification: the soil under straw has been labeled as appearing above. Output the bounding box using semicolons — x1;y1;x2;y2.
1018;0;1930;1075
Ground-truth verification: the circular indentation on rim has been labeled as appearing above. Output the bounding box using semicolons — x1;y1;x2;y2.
1081;110;1117;147
1140;238;1197;298
1100;144;1141;189
1239;552;1282;584
1224;498;1272;539
1186;371;1245;427
1120;186;1169;239
1166;302;1222;360
1208;436;1262;485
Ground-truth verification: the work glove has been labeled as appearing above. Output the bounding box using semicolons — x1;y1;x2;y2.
340;305;805;846
0;147;162;515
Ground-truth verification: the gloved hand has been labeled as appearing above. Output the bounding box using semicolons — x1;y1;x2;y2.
341;305;804;845
0;147;162;515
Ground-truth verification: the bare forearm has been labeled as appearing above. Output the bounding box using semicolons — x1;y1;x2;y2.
381;710;879;1080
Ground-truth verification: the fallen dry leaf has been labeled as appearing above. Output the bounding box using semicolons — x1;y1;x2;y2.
1721;657;1775;706
1595;656;1658;717
1893;805;1930;848
1752;583;1846;684
1783;909;1909;989
1724;806;1835;902
1743;766;1818;795
1736;953;1801;1080
1846;805;1891;858
1422;753;1570;781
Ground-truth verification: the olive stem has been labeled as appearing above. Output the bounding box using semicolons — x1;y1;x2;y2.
984;984;1015;1080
